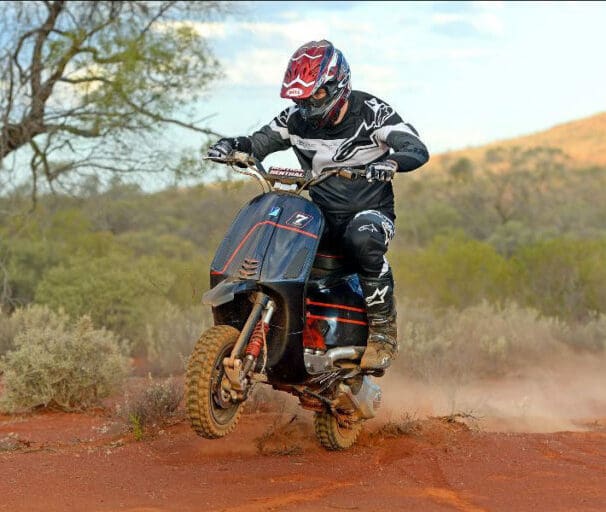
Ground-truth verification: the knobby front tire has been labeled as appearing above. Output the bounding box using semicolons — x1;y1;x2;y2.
186;325;243;439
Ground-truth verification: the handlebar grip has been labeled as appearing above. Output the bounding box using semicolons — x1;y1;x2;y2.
337;169;356;180
202;151;255;167
321;166;364;179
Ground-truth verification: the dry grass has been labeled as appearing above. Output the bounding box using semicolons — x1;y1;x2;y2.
254;410;306;456
372;412;423;439
119;377;183;439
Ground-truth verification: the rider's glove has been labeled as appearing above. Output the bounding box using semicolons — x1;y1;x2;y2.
207;137;253;163
365;159;398;183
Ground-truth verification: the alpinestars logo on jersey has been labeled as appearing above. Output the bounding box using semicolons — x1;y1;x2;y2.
333;98;395;162
277;107;295;128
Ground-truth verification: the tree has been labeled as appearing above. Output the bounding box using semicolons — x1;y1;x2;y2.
0;1;225;200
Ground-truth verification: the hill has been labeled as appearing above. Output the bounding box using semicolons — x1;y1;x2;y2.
430;111;606;171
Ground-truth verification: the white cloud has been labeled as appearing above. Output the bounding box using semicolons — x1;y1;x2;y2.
236;18;373;47
354;63;425;98
471;1;505;10
223;49;287;86
432;11;504;37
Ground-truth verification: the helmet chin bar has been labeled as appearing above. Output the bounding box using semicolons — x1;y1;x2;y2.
298;91;345;128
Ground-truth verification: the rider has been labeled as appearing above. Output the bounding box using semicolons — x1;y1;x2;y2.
207;40;429;370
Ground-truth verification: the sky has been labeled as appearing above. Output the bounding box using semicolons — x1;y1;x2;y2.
186;0;606;170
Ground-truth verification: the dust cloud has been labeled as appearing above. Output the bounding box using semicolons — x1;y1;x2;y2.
375;352;606;433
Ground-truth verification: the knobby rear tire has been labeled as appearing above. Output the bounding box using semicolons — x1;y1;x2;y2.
186;325;243;439
314;411;362;451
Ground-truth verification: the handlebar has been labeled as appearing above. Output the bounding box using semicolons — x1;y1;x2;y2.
205;151;257;168
204;152;365;193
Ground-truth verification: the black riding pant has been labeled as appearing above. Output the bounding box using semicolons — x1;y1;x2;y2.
318;209;395;278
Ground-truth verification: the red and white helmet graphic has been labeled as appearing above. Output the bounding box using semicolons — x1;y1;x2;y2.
280;40;351;127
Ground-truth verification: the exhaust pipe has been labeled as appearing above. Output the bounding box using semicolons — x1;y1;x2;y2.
304;346;365;374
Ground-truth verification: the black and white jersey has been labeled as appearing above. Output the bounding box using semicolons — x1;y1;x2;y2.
247;90;429;217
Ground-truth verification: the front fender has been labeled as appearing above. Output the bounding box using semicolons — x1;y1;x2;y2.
202;278;257;307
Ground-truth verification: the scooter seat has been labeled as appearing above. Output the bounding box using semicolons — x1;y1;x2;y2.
312;252;345;271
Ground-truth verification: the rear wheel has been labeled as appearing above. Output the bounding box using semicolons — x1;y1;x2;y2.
314;411;362;451
186;325;243;439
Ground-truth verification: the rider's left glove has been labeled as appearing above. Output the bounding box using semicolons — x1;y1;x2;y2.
207;137;253;164
365;159;398;183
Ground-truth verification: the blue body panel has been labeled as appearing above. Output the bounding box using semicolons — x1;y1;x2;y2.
211;192;322;283
210;192;324;383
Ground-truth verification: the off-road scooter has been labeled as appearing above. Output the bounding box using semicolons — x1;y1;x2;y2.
186;152;383;450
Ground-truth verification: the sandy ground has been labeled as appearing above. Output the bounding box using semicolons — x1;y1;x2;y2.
2;370;606;512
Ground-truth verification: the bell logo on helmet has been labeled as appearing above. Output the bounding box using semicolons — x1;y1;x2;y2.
286;88;304;97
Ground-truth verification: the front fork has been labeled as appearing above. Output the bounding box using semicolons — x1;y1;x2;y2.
222;291;275;401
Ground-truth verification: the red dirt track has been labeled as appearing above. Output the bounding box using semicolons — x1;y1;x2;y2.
2;405;606;512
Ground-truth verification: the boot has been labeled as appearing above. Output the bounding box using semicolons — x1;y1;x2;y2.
359;271;398;370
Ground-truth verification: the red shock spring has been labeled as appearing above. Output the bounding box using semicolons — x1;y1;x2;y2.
245;320;269;358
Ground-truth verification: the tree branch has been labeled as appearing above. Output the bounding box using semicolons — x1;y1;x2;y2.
31;1;64;117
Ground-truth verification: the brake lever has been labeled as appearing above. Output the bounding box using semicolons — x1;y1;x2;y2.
202;151;256;168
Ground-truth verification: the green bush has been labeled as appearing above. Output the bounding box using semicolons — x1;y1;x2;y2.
0;311;18;356
395;233;511;310
0;305;69;356
0;311;129;412
143;303;211;376
512;238;606;320
34;253;176;344
395;202;463;247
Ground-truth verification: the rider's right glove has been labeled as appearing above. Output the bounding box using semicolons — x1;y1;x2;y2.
207;137;253;164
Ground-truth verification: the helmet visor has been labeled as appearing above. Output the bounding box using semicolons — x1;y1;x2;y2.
293;89;334;121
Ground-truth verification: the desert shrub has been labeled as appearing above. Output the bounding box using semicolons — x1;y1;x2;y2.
512;237;606;320
34;253;176;344
395;299;571;382
143;303;211;376
0;312;18;356
486;220;543;257
395;202;463;247
0;305;69;356
0;313;129;412
395;233;511;310
554;314;606;352
2;236;60;306
121;378;183;439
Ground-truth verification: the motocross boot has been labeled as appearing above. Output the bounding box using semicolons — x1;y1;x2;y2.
359;271;398;371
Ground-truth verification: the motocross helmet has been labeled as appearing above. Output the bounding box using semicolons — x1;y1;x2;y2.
280;40;351;128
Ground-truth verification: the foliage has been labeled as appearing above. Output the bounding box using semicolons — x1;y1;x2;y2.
143;303;211;376
0;1;227;198
0;304;68;356
512;238;606;321
395;232;511;310
395;300;580;383
121;377;183;437
0;310;129;412
1;146;606;361
34;253;175;344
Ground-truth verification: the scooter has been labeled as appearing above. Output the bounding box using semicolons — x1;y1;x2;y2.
186;152;382;450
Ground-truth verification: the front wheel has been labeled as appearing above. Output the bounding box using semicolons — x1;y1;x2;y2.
186;325;243;439
314;411;363;451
